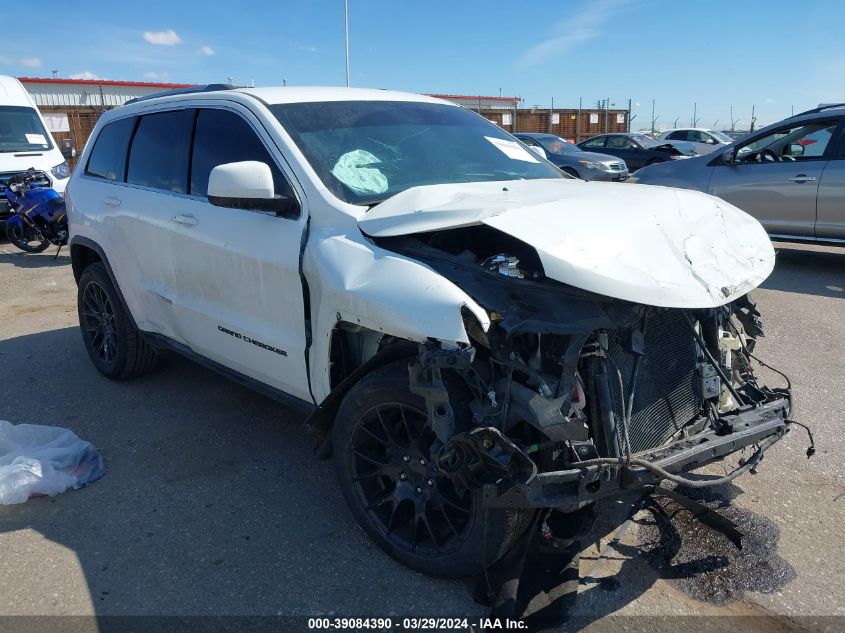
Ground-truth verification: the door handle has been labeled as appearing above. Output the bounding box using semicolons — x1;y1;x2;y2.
788;174;816;183
103;196;121;207
172;214;198;227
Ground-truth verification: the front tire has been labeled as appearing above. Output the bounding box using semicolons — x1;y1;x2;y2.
77;262;158;380
562;167;580;179
6;221;49;253
333;360;532;577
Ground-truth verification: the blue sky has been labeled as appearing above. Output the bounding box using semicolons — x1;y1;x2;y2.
2;0;843;129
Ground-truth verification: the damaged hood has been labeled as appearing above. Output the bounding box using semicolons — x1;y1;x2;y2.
358;179;775;308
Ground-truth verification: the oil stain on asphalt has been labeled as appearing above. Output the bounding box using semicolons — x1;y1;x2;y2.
637;485;796;604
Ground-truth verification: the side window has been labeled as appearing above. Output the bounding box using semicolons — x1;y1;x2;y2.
85;117;136;181
738;120;838;162
190;108;291;198
126;109;194;193
666;130;686;141
582;136;606;148
606;136;631;149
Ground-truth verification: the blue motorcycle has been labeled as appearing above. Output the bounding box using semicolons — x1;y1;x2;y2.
4;168;68;255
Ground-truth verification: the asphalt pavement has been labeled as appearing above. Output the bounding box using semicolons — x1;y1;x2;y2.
0;237;842;632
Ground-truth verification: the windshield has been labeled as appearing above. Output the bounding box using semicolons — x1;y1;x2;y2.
0;106;53;153
710;130;734;143
630;134;658;148
270;101;563;205
533;135;581;155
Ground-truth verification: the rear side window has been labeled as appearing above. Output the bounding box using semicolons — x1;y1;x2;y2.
606;136;632;149
581;136;606;148
190;108;289;198
85;117;136;181
127;109;194;193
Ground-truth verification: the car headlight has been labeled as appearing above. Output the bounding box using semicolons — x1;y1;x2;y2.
51;161;71;179
578;160;604;169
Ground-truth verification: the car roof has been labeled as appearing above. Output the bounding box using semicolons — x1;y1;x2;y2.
126;85;454;110
0;75;35;107
515;132;560;138
660;127;717;133
99;86;459;127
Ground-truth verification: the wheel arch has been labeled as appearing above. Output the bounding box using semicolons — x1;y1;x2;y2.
70;236;138;329
305;324;420;459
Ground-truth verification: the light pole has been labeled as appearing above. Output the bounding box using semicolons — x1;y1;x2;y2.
344;0;350;87
650;99;655;135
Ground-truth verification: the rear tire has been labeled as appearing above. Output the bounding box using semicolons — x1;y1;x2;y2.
6;221;49;253
77;262;158;380
333;360;533;577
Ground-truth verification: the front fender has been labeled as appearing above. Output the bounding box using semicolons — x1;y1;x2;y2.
5;214;23;230
304;229;491;402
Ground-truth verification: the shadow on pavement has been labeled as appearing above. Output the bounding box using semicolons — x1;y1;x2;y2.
0;326;797;628
0;326;476;619
0;249;70;269
762;244;845;299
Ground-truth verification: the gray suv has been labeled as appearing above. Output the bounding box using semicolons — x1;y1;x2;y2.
633;104;845;243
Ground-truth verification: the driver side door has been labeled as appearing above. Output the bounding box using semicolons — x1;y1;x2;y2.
708;119;839;238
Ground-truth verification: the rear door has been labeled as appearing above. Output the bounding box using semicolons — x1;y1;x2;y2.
605;135;646;170
708;119;839;238
815;122;845;241
165;105;312;401
75;111;187;340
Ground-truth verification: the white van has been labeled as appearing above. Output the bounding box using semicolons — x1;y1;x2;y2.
0;75;70;219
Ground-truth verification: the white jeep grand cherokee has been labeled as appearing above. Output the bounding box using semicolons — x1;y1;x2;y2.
67;85;792;577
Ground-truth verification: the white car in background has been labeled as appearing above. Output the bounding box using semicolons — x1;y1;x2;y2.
657;128;734;155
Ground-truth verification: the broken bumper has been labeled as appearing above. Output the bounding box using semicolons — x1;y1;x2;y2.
480;397;789;513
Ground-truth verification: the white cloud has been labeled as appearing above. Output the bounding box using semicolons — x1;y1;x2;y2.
69;71;101;80
198;45;215;56
289;41;318;53
143;29;182;46
516;0;634;67
1;56;42;67
143;71;171;81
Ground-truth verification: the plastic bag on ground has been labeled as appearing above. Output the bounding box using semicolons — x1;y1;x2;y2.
0;420;105;505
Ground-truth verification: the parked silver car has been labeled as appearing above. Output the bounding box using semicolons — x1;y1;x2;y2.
514;133;629;181
633;104;845;243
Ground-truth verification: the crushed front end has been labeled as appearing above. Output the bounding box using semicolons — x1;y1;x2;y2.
380;226;792;513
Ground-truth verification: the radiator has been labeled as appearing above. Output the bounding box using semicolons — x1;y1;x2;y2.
606;310;703;453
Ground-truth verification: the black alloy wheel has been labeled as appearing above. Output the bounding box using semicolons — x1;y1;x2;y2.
81;281;118;365
333;360;533;577
348;401;474;556
76;262;158;379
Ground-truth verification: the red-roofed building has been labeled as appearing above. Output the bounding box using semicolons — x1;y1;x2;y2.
17;78;629;168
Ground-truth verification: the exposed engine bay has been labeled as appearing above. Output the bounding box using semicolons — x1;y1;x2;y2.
372;225;795;511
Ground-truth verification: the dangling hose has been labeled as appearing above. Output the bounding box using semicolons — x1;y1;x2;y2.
570;432;780;488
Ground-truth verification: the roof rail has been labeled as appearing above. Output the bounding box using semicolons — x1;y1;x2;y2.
789;102;845;118
124;83;236;105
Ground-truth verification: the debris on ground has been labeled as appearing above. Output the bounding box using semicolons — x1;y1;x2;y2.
0;420;105;505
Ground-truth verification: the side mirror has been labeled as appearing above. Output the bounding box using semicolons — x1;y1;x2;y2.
721;148;736;164
785;143;805;157
208;161;294;216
